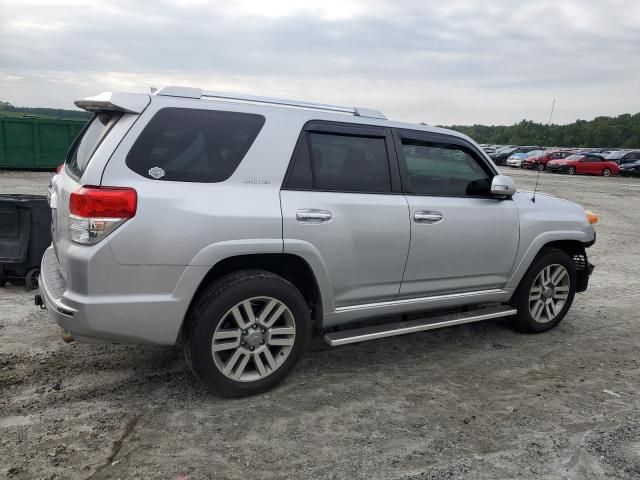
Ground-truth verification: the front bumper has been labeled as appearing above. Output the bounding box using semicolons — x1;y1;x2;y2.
548;165;570;173
575;236;595;293
577;261;595;293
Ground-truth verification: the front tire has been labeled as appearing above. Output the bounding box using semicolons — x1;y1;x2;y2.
601;168;611;177
568;166;576;175
537;163;545;171
184;270;310;397
511;249;577;333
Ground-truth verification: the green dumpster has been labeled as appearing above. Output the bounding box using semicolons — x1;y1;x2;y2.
0;117;86;170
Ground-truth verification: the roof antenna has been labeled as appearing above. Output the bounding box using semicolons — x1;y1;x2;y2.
532;98;556;203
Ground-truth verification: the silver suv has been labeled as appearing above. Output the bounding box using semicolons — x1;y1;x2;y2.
40;86;597;396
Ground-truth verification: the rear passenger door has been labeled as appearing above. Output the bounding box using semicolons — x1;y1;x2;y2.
280;121;410;308
393;129;519;297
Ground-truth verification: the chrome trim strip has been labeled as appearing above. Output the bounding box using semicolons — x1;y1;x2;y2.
41;280;76;317
40;253;76;318
334;289;505;313
325;305;517;346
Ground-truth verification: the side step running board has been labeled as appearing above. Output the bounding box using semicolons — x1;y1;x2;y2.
324;305;516;346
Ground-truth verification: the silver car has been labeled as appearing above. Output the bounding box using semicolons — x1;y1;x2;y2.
40;86;597;396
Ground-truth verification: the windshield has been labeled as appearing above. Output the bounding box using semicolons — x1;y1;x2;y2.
565;155;582;161
65;111;122;178
526;150;544;158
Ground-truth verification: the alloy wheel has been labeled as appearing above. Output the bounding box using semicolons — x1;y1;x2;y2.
528;264;570;324
211;297;296;382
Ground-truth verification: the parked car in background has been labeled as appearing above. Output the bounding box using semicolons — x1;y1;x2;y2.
604;150;628;162
491;146;541;166
616;151;640;167
578;148;607;154
506;152;528;168
547;154;619;176
523;150;575;171
507;150;545;168
619;160;640;177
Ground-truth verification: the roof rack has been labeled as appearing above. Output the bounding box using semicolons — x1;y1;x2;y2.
153;86;387;120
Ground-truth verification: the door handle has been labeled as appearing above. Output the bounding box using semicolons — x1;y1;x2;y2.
296;209;332;223
413;211;443;224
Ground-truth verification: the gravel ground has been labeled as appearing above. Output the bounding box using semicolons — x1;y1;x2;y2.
1;168;639;480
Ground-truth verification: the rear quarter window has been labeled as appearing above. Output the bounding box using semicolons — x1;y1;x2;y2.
66;112;122;179
126;108;265;182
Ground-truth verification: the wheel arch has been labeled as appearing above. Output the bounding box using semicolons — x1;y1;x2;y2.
537;240;590;292
179;253;324;343
507;234;591;293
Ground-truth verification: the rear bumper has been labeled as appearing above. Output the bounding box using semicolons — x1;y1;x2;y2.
39;246;192;345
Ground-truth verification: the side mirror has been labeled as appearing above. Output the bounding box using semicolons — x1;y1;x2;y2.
491;175;516;197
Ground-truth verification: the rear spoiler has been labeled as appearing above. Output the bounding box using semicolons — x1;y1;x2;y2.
74;92;150;114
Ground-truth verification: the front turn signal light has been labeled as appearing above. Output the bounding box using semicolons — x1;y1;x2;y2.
585;210;599;225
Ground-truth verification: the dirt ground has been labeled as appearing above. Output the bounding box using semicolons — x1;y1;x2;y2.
1;168;639;480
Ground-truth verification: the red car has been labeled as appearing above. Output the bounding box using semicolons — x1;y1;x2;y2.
522;150;575;171
547;154;619;176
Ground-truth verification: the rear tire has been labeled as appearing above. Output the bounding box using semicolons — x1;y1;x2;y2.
184;270;310;397
602;168;611;177
511;249;577;333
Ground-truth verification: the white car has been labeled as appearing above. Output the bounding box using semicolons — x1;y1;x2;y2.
506;154;526;167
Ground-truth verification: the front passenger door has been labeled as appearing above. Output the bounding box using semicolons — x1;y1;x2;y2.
393;130;520;297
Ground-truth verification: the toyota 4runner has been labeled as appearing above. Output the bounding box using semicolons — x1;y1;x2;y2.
40;86;597;396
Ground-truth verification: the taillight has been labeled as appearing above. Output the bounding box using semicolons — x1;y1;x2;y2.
69;186;137;244
55;164;64;174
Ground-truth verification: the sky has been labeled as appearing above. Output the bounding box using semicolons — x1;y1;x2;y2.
0;0;639;125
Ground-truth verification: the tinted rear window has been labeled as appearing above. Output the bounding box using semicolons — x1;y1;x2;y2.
126;108;265;182
66;112;121;178
308;133;391;192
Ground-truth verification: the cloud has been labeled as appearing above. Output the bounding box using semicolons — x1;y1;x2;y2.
0;0;639;124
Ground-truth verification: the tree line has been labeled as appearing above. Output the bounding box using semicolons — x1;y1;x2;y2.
0;101;91;121
442;113;640;149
